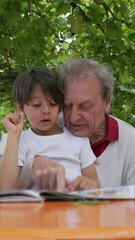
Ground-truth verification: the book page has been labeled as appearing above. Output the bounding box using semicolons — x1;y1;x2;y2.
0;189;43;202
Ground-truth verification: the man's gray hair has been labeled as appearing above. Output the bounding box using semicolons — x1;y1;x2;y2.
58;58;115;101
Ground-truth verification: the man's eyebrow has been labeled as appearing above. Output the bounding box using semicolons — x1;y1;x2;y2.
64;99;70;104
64;99;92;105
80;100;91;105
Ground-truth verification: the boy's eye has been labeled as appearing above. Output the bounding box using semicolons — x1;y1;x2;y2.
50;102;57;106
32;104;41;108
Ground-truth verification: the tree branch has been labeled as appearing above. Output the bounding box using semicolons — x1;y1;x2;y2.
27;0;31;11
93;0;131;26
70;2;105;34
0;31;12;36
3;48;11;69
28;8;64;43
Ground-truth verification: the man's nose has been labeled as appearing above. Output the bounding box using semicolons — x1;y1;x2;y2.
70;106;80;123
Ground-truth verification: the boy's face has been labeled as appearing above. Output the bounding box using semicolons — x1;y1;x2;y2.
23;86;60;135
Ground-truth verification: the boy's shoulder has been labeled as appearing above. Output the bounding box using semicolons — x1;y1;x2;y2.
20;128;33;138
63;127;89;143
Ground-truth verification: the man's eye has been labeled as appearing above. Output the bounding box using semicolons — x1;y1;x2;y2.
81;105;92;111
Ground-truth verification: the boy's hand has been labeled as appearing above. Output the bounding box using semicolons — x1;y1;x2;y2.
2;112;25;133
67;176;99;191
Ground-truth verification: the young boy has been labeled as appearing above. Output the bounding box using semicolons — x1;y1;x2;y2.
0;67;100;190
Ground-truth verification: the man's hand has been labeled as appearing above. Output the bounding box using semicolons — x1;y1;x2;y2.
67;176;100;191
32;156;66;191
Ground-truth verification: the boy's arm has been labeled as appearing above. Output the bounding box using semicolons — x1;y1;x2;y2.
67;164;100;191
0;133;21;189
0;112;24;190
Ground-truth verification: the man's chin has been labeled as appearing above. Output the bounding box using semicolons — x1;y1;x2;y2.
70;128;88;137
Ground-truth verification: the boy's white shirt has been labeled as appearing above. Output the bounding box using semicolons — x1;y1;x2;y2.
18;127;96;182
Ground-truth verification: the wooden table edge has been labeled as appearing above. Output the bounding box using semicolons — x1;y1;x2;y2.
0;227;135;239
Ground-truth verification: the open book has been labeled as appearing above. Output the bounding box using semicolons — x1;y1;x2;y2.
0;185;135;202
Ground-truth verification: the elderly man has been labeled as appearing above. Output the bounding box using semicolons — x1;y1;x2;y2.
20;59;135;190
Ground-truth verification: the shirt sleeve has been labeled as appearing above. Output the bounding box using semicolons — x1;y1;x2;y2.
80;137;97;169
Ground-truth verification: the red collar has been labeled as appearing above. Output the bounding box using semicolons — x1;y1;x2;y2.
104;114;118;141
92;114;118;146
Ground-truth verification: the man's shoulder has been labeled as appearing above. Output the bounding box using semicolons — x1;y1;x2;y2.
111;115;135;138
112;115;134;128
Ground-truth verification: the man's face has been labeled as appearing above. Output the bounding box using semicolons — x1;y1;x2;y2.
63;73;110;140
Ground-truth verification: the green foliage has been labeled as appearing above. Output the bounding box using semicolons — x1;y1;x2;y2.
0;0;135;132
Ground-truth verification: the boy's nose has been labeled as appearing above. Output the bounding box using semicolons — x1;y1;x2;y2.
42;104;50;114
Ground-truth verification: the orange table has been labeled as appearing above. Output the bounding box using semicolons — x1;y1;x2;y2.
0;200;135;240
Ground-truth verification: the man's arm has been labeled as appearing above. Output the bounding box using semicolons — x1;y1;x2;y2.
19;155;66;191
67;164;100;191
19;157;34;189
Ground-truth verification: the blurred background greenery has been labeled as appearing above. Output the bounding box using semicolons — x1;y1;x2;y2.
0;0;135;132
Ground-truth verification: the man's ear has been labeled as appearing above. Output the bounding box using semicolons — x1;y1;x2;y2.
105;101;111;114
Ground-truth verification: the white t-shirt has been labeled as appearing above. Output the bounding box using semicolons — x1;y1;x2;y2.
95;117;135;187
18;127;96;181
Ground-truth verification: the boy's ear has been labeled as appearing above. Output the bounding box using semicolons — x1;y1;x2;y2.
17;104;23;113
